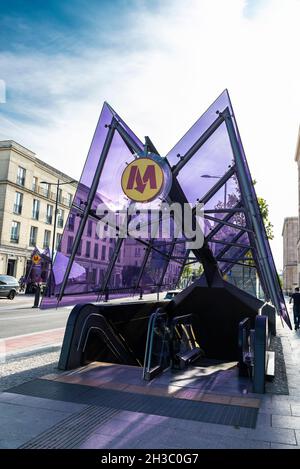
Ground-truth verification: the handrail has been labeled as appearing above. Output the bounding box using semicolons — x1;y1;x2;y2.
142;307;167;380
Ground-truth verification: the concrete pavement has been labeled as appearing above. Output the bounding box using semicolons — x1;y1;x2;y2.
0;295;71;339
0;316;299;449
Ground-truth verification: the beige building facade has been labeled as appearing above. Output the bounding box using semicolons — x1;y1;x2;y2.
0;140;77;280
282;217;298;294
295;128;300;288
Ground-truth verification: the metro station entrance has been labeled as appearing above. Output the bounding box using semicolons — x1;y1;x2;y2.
40;90;290;405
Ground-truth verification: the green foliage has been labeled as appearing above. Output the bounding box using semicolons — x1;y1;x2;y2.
253;179;274;240
257;197;274;240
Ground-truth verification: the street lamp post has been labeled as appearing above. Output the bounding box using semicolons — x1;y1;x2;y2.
41;179;76;295
201;174;227;207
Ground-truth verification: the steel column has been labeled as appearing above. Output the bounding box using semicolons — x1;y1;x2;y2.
57;119;117;303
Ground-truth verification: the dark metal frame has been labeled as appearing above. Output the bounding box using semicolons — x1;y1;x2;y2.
55;102;291;328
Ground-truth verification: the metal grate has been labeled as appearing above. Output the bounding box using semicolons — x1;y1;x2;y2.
20;405;119;449
8;379;258;429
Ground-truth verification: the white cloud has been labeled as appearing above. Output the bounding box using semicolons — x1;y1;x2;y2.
0;0;299;269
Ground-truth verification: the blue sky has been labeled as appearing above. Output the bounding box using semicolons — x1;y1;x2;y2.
0;0;299;269
0;0;163;54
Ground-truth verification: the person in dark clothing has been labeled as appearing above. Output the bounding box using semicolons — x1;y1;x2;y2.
289;287;300;330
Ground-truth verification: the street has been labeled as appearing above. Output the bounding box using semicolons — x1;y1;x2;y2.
0;291;164;340
0;295;71;339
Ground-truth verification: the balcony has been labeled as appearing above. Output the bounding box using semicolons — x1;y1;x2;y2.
57;218;64;228
10;236;19;244
46;215;53;224
32;212;39;221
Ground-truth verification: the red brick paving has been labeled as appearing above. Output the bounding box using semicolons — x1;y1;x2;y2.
2;328;64;353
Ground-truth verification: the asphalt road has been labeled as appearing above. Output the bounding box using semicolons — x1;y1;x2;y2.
0;291;165;340
0;294;72;339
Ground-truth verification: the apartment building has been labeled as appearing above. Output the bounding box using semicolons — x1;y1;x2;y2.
0;140;77;279
282;217;298;294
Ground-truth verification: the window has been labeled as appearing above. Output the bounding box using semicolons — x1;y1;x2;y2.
56;233;62;250
87;220;93;237
43;230;51;248
67;236;73;254
57;209;64;228
41;182;50;198
58;188;62;203
66;193;72;207
135;248;141;257
32;176;38;192
101;245;106;261
67;214;75;231
13;192;23;215
109;247;113;259
29;226;38;246
10;221;20;243
32;199;40;220
94;244;99;259
77;240;82;255
92;269;97;283
86;241;91;258
16;166;26;186
46;204;53;224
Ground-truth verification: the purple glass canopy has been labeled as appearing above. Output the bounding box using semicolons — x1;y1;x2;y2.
40;92;291;329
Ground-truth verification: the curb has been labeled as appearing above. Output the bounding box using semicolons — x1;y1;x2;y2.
2;344;62;362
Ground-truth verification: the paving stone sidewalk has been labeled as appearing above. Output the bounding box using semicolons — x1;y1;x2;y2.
0;317;300;449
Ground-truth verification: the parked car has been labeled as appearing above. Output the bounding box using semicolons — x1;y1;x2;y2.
0;275;20;299
164;289;181;300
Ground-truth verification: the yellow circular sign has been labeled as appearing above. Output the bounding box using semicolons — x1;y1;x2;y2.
32;254;41;265
121;157;164;203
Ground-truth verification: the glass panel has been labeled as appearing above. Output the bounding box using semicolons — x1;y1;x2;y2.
166;90;231;168
41;93;290;327
40;103;144;309
176;122;235;206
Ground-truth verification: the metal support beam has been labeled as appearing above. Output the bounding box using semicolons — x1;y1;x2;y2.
204;208;245;214
223;108;290;326
204;214;253;233
176;250;190;288
206;202;242;241
199;166;236;205
115;121;143;154
209;238;251;250
213;230;248;259
220;247;253;273
57;119;117;303
98;236;124;297
157;237;177;288
173;112;225;176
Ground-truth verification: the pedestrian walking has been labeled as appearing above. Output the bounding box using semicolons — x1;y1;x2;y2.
289;287;300;331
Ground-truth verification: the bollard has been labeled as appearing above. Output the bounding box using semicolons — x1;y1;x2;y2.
253;315;267;393
32;284;41;308
139;288;143;300
104;289;109;302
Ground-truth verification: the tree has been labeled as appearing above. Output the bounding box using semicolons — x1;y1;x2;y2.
257;196;274;240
